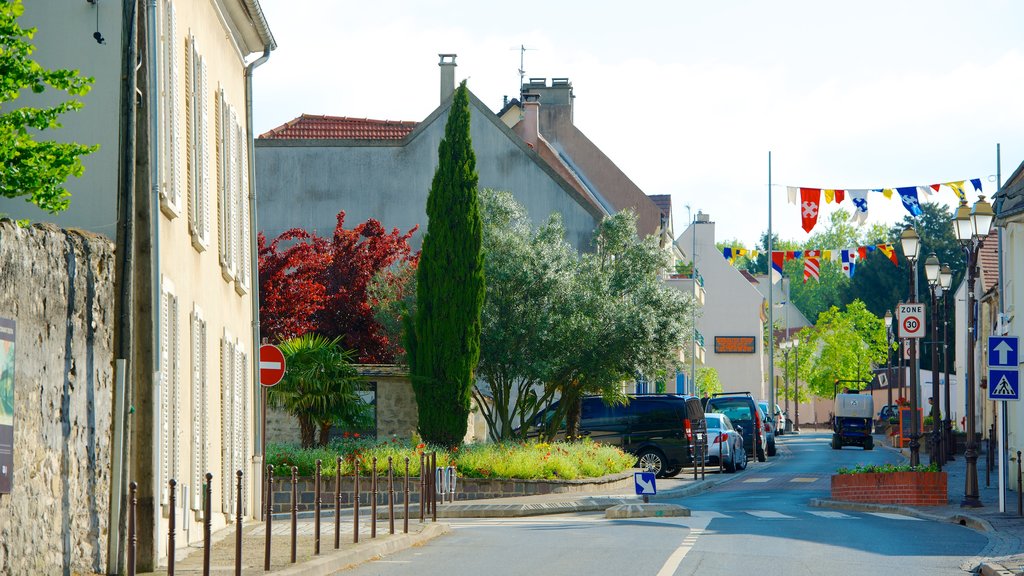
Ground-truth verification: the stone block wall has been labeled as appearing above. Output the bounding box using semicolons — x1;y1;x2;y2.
0;221;116;574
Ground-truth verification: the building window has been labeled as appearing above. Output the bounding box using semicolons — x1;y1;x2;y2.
220;332;248;515
160;277;181;509
190;305;208;511
186;33;210;251
158;0;181;218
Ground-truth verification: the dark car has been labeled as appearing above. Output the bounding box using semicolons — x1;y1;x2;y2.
703;392;766;462
528;394;705;478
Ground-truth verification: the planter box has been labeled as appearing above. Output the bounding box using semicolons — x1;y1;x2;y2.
831;471;947;506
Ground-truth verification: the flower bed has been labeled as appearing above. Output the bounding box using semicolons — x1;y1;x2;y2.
831;469;947;506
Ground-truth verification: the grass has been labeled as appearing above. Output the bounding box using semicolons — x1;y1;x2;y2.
835;463;940;474
266;437;637;480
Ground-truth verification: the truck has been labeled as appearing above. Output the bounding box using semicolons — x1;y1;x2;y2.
831;393;874;450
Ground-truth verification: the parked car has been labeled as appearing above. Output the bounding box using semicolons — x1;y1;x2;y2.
831;393;874;450
878;404;900;421
757;401;779;456
527;394;706;477
772;403;786;435
703;392;766;462
704;413;747;472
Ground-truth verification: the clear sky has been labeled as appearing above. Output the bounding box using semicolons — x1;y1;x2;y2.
252;0;1024;248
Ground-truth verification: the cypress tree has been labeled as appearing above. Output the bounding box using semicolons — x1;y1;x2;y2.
408;80;485;448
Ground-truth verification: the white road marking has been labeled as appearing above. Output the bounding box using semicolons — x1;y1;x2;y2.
789;477;819;483
656;525;708;576
807;510;856;519
745;510;794;519
866;512;924;521
742;477;772;483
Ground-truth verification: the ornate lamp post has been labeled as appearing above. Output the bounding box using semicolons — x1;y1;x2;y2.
792;338;801;432
939;263;954;462
924;252;943;470
884;310;894;412
900;226;922;466
953;195;994;507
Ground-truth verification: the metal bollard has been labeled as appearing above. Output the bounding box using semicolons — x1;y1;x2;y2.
264;465;274;572
203;473;212;576
290;466;298;564
314;459;322;555
353;457;360;544
718;433;723;474
335;456;342;550
419;453;425;523
128;481;137;576
388;456;395;535
431;452;437;522
235;470;243;576
371;457;378;538
404;457;410;534
986;435;991;488
1018;451;1022;518
168;479;176;576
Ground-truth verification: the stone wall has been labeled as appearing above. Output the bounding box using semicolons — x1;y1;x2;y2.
0;221;116;574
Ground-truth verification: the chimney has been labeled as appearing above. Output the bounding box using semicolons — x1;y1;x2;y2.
520;92;540;149
520;77;574;124
439;54;457;103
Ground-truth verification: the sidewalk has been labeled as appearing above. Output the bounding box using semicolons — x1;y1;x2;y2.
138;467;720;575
811;434;1024;576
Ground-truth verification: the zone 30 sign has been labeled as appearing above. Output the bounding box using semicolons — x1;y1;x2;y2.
897;303;926;339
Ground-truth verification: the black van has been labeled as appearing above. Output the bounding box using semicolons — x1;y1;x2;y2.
530;394;705;478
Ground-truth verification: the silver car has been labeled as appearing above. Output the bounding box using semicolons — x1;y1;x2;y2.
704;413;747;473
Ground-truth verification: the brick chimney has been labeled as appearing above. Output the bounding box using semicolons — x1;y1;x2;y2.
439;54;457;103
519;92;540;148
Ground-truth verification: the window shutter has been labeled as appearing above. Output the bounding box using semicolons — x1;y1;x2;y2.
228;110;239;277
233;343;244;514
237;123;251;292
200;318;209;506
183;33;194;232
240;348;250;515
160;0;180;217
159;287;171;506
191;307;206;510
170;294;181;485
198;56;210;247
216;88;226;270
221;332;233;513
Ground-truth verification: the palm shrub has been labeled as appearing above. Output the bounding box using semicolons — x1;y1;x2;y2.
268;333;371;448
407;80;485;448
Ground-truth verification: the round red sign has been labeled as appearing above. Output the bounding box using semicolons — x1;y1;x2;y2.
259;344;286;386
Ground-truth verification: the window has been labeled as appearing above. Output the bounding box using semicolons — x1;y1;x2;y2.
220;332;248;516
190;305;208;510
160;277;181;509
216;89;251;291
158;0;181;218
186;33;210;250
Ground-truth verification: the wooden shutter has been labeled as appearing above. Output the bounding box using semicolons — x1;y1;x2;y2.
191;307;207;510
169;294;181;486
160;0;181;217
159;285;171;506
237;123;251;292
221;331;234;513
198;55;210;247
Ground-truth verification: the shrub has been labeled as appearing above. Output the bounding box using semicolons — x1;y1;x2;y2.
835;463;939;475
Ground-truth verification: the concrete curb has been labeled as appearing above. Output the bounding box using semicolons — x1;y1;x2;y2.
267;522;451;576
978;562;1018;576
808;498;993;532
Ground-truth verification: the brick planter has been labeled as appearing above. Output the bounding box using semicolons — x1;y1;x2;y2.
830;471;947;506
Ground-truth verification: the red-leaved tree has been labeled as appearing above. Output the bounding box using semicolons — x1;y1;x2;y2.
258;211;418;363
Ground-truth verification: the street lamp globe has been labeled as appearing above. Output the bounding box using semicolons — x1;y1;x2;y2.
924;253;940;286
940;264;953;291
970;196;995;240
884;309;893;329
900;227;920;262
953;200;973;245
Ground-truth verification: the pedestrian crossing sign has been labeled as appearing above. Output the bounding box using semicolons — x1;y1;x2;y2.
988;368;1019;401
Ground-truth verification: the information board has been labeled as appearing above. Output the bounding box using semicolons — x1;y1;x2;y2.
897;407;922;448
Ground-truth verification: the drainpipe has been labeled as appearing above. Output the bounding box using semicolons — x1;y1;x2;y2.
245;45;271;516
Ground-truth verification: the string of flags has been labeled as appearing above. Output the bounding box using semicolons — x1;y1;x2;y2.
722;244;899;283
787;178;984;233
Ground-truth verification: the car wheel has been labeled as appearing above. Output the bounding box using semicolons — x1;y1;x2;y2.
767;439;777;457
636;448;667;477
831;435;841;450
737;445;748;470
756;440;767;462
865;438;874;451
723;449;736;473
663;466;682;477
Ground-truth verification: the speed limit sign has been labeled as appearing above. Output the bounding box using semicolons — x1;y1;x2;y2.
897;303;925;339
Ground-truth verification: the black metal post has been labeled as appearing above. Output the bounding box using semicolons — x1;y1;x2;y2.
203;473;212;576
235;471;243;576
265;466;273;572
314;459;321;556
1018;451;1022;517
404;457;410;534
431;452;437;522
128;481;137;576
371;457;377;538
353;457;360;544
419;453;425;523
962;245;982;507
335;457;341;550
943;290;955;462
290;466;297;563
930;285;942;470
168;479;176;576
793;344;800;432
388;457;395;534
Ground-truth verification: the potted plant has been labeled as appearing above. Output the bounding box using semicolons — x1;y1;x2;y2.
831;463;946;506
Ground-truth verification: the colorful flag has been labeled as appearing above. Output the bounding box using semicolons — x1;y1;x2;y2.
896;186;923;217
971;178;983;192
858;246;868;260
841;250;856;278
800;188;821;232
834;189;845;204
803;257;820;283
849;189;869;225
877;243;898;265
787;186;799;205
771;251;785;283
723;247;733;259
946;181;967;201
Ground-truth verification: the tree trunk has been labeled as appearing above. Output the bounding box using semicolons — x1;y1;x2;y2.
318;422;333;447
299;415;316;449
564;392;582;441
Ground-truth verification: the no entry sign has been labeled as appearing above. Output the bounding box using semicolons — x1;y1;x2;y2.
897;303;925;339
259;344;286;386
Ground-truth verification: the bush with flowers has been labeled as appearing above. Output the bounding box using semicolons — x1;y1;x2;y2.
266;436;635;480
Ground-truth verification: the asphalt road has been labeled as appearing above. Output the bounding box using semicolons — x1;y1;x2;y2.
338;432;990;576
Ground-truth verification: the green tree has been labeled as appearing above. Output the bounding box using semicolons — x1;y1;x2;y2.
800;300;887;400
696;366;722;397
474;190;576;441
407;80;485;449
268;334;369;448
0;0;98;213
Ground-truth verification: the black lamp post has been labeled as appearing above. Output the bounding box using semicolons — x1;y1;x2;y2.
781;339;792;429
900;226;922;466
925;252;943;470
884;310;894;412
939;263;954;462
953;195;995;508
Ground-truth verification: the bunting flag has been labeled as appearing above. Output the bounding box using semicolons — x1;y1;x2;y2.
841;250;857;278
803;257;820;283
786;177;986;233
800;188;821;233
877;243;898;264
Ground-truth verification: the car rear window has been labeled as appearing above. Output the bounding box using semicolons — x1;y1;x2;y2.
707;398;754;423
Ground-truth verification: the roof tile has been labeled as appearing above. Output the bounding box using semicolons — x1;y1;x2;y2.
259;114;417;140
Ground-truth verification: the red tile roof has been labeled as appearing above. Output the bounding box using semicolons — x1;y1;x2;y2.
978;236;1000;294
259;114;417;140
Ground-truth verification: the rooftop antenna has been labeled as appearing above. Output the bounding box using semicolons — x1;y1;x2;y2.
510;44;537;99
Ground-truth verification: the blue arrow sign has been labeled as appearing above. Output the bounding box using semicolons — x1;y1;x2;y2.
988;368;1019;401
989;336;1019;368
634;471;657;495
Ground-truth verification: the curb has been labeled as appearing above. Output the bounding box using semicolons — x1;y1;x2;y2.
979;562;1018;576
267;523;451;576
808;498;993;532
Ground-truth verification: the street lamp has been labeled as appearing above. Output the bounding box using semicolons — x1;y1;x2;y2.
925;252;943;470
953;195;994;508
900;226;922;466
792;338;801;432
884;310;894;412
940;263;954;462
780;339;792;431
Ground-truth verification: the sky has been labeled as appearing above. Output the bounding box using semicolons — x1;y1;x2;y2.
252;0;1024;249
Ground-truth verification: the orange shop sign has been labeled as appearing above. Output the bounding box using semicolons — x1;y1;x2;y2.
714;336;756;354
